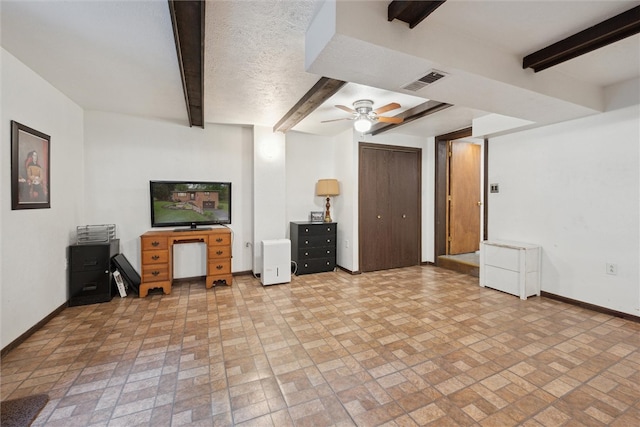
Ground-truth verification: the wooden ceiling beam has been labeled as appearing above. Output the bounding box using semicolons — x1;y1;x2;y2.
369;100;452;136
273;77;347;133
169;0;205;128
388;1;447;29
523;5;640;72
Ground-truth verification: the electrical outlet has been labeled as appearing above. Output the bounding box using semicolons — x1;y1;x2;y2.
345;239;349;248
606;263;617;275
490;183;499;193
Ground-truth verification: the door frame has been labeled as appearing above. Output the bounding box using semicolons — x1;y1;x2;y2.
434;128;488;265
359;142;422;272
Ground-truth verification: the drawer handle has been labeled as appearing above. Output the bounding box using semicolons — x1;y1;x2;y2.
152;271;160;276
216;237;223;243
327;227;331;231
327;250;330;254
216;264;224;270
151;255;160;260
216;250;223;255
305;228;309;232
326;261;330;265
305;240;309;244
327;239;331;243
152;241;160;247
304;263;308;267
305;252;309;256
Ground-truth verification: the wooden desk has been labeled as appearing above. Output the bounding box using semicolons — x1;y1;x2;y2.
140;228;232;297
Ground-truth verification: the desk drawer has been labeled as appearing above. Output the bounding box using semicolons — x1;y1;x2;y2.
208;246;231;259
142;237;168;251
209;260;231;275
209;234;231;246
142;264;169;282
142;250;169;264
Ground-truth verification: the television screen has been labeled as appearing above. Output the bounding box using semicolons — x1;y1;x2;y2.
150;181;231;228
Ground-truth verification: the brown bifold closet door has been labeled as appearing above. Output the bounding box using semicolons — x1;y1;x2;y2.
359;143;421;272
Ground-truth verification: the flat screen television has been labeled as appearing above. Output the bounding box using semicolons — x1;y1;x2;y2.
150;181;231;229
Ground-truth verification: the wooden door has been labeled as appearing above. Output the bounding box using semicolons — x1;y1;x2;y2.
360;146;392;271
359;144;420;272
448;141;481;254
390;149;420;268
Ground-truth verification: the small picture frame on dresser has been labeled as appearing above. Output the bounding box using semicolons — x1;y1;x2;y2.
310;211;324;222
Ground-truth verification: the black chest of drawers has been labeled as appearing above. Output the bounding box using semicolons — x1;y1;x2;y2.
290;222;336;275
68;240;119;306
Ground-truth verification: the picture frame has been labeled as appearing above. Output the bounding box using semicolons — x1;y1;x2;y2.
310;211;324;222
11;121;51;210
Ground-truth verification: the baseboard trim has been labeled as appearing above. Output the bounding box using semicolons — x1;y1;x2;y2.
541;291;640;323
1;302;67;357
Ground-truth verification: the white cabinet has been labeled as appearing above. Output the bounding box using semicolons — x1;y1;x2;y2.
480;240;541;300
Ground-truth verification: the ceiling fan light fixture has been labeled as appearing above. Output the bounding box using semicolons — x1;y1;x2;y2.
354;116;372;132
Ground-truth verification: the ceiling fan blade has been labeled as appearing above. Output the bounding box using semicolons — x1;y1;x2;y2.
321;117;353;123
377;116;404;124
373;102;401;115
335;104;356;114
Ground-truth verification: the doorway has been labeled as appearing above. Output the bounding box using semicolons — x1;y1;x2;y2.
435;128;487;275
359;143;421;272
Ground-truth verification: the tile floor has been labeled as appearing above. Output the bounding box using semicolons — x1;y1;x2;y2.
1;266;639;426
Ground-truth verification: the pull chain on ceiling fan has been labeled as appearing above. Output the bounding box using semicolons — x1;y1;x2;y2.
321;99;404;132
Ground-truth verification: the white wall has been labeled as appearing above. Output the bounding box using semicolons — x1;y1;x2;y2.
1;49;85;348
83;111;254;277
488;105;640;316
253;126;286;274
285;131;337;227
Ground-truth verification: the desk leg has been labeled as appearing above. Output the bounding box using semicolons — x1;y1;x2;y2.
139;282;171;297
206;275;233;288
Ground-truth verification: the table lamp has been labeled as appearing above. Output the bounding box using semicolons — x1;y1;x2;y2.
316;179;340;222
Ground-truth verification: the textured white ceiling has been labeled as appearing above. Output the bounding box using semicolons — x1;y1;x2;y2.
1;0;638;137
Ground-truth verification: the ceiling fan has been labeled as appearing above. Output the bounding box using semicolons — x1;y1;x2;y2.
322;99;404;132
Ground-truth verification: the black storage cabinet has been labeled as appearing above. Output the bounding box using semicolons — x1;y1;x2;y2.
68;239;119;306
290;222;336;275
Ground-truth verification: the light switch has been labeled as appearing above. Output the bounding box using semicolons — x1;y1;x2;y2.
490;183;499;193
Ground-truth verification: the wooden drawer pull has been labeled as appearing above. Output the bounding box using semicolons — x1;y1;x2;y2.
216;237;223;243
152;241;160;247
151;255;160;260
152;271;160;276
216;250;223;255
216;264;224;270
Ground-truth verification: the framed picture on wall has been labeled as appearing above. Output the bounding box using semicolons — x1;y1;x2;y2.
310;211;323;222
11;121;51;210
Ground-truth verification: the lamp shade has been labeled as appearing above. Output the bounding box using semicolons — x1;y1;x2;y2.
316;179;340;196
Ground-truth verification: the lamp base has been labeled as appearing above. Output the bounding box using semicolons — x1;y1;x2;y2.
324;197;332;222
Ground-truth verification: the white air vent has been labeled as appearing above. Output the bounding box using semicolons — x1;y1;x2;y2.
402;69;448;92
